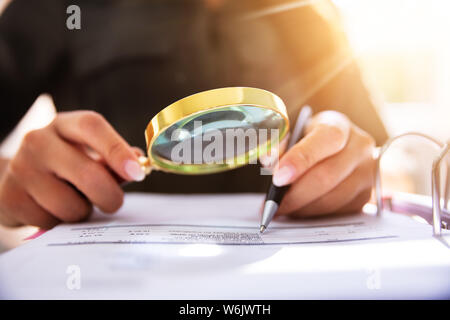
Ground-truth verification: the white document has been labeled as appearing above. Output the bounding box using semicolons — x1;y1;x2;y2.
0;193;449;299
45;214;396;247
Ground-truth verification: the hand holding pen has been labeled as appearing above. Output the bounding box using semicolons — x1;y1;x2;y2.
260;107;376;232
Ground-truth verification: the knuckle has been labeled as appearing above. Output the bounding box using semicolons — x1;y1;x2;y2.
107;140;127;160
78;111;106;133
8;157;25;178
22;129;46;151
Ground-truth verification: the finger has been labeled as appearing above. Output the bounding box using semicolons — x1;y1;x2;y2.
132;146;145;157
94;146;145;165
92;146;145;185
12;159;92;222
54;140;124;213
334;188;372;215
0;172;59;229
22;130;124;213
278;130;373;214
55;111;145;182
285;159;374;217
272;111;351;186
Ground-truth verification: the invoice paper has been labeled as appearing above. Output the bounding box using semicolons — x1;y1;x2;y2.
0;193;448;299
45;216;395;247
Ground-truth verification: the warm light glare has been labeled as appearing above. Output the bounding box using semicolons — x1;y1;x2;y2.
334;0;450;53
334;0;450;105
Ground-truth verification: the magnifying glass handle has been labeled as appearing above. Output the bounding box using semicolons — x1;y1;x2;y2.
138;156;152;176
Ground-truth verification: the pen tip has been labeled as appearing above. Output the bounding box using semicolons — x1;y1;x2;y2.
260;225;266;234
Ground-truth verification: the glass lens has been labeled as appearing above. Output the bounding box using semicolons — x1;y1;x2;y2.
150;105;287;174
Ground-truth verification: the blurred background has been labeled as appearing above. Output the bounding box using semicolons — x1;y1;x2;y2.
0;0;449;249
336;0;450;197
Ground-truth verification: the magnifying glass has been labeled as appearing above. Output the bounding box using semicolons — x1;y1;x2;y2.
138;87;290;175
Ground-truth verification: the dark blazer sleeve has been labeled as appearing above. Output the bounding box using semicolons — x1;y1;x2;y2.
0;0;65;141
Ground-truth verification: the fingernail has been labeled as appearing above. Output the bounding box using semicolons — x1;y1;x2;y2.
124;160;145;182
273;165;296;187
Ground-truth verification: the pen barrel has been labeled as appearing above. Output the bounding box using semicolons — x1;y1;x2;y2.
266;183;289;205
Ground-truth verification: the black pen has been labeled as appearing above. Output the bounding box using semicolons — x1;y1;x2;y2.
259;106;313;233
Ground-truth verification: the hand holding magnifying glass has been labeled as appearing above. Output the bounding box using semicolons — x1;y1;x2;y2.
0;87;289;228
0;87;375;229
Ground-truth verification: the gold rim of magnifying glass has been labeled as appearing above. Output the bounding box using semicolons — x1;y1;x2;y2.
143;87;290;174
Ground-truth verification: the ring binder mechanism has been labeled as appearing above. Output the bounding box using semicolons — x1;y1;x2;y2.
375;132;450;236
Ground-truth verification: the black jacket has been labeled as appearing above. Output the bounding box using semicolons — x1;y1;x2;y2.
0;0;387;193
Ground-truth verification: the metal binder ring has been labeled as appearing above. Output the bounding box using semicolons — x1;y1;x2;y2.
374;132;449;236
